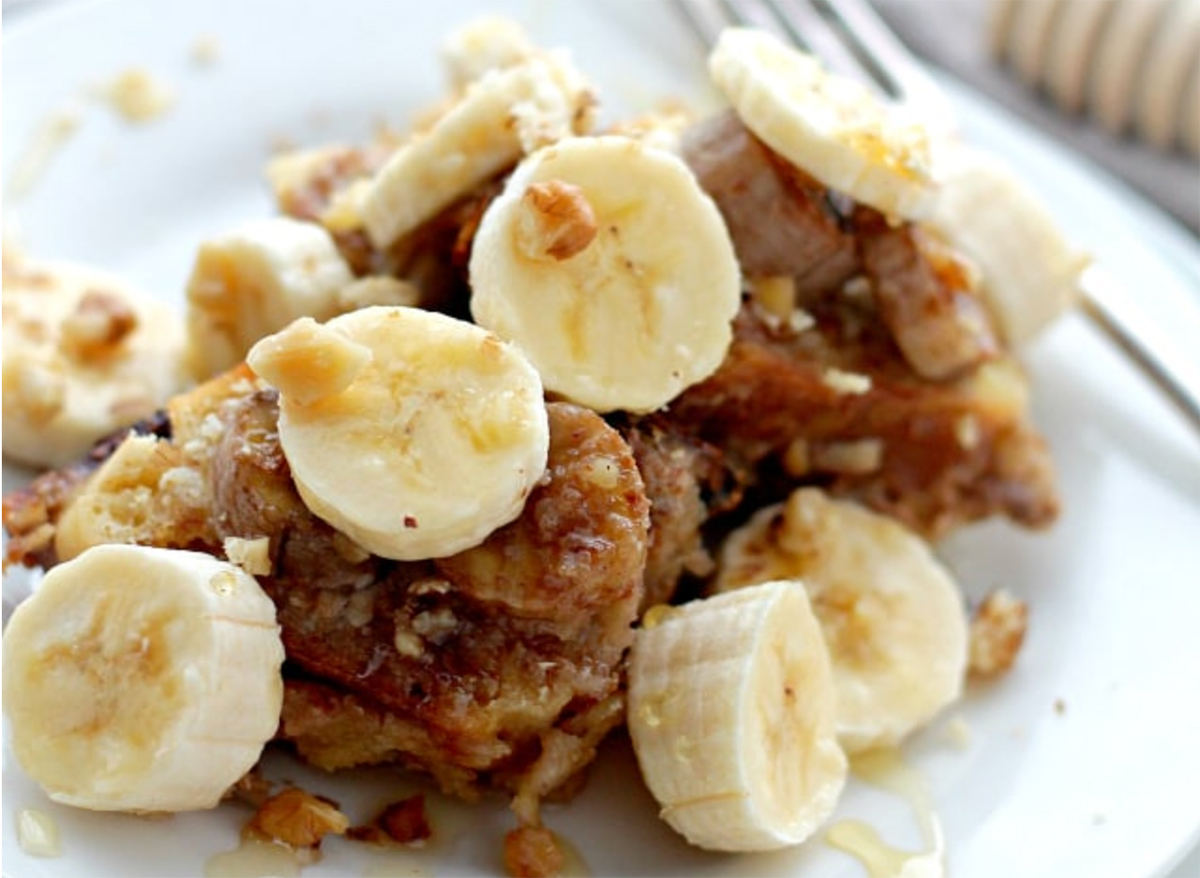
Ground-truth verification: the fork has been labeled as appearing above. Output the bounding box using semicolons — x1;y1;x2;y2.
672;0;1200;437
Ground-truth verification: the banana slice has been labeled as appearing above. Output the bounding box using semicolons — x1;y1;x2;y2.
360;52;596;249
185;216;355;380
627;580;846;852
714;488;968;754
928;142;1088;347
2;544;285;812
247;306;549;561
441;15;534;90
708;27;936;221
2;257;188;469
469;135;741;414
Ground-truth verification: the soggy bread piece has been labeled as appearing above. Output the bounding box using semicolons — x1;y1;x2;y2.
4;368;650;820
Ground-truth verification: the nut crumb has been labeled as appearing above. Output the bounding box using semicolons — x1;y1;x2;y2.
347;794;432;845
516;179;597;261
247;788;349;849
821;367;871;395
224;536;271;576
504;825;563;878
969;588;1028;679
246;316;371;405
60;290;138;359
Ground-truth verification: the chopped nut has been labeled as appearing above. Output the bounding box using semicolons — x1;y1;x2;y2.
789;308;816;333
955;414;981;450
749;275;795;327
411;607;458;642
810;438;884;474
60;290;138;358
515;180;597;261
782;437;810;477
968;588;1028;678
503;825;563;878
821;367;871;396
409;577;452;596
393;629;424;657
246;317;371;405
347;794;433;845
224;536;272;576
247;788;349;849
581;456;620;490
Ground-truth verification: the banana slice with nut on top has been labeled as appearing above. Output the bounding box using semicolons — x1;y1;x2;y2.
2;255;188;469
627;579;847;851
2;544;285;812
359;51;597;249
247;306;550;561
469;135;742;414
927;142;1088;347
184;216;355;380
713;488;969;754
708;27;937;221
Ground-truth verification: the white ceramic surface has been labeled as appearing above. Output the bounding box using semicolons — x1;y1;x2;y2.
4;2;1200;877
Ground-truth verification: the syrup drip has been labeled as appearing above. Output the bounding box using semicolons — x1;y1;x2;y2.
825;747;945;878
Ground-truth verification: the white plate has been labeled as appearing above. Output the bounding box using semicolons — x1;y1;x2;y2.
4;1;1200;876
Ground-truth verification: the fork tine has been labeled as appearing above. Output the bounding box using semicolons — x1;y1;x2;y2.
673;0;725;46
768;0;881;88
817;0;958;126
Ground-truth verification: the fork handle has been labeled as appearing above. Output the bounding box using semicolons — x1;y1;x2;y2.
1078;266;1200;436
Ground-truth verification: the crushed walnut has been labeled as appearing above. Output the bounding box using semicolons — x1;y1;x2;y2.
503;825;563;878
515;180;597;261
968;588;1028;678
59;290;138;359
347;794;433;845
223;536;272;577
821;367;872;396
246;787;349;849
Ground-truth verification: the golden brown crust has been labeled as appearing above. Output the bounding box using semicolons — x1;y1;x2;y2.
665;304;1058;539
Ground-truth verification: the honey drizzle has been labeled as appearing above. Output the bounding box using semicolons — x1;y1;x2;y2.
825;747;945;878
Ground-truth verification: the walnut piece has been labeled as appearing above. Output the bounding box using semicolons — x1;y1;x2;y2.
347;794;432;845
60;290;138;359
246;787;349;849
503;825;563;878
968;588;1028;678
515;180;597;261
246;316;370;405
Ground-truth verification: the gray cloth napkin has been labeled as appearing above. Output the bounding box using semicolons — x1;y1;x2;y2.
873;0;1200;236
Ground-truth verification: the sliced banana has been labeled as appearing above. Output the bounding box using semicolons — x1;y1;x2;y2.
714;488;968;754
628;580;846;851
928;142;1088;347
2;544;284;812
469;135;741;414
709;27;936;221
360;52;596;249
247;306;549;561
2;257;188;469
441;15;535;90
184;216;355;380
